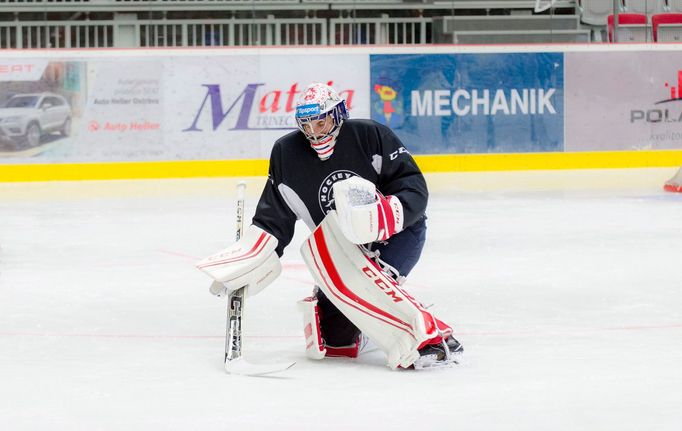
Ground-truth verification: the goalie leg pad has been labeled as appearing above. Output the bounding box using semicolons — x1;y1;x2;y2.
298;291;363;359
418;317;454;349
297;296;327;360
300;211;439;370
315;288;362;350
324;341;361;358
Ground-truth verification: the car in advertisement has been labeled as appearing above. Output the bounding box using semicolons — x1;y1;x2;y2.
0;92;72;149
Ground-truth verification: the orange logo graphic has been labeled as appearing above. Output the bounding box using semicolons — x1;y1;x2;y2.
374;84;397;124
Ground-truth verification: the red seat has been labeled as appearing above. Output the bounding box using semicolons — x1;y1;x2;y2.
608;13;647;42
652;13;682;41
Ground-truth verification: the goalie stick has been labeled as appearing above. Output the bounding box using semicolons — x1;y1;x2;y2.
224;181;295;376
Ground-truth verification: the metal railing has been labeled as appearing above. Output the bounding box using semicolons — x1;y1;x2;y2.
0;18;328;48
138;18;327;46
0;16;434;48
0;0;412;10
0;21;114;48
0;0;301;4
0;0;403;3
329;16;430;45
0;0;308;12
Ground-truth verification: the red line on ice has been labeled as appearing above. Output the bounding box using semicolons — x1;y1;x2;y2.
3;325;680;341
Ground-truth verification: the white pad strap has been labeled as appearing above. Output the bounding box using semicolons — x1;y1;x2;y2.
300;211;437;369
196;225;281;297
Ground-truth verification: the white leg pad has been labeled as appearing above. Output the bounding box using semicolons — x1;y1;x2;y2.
297;296;327;360
300;211;439;369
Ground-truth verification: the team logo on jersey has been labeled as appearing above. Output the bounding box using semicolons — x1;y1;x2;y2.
318;170;358;214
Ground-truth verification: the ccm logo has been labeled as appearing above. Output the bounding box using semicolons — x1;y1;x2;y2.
361;266;403;303
389;147;408;160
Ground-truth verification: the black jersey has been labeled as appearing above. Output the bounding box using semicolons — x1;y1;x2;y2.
252;119;428;257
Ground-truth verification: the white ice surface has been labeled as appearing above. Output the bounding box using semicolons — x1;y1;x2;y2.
1;169;681;430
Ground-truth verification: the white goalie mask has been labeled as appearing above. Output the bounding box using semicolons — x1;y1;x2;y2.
295;83;349;161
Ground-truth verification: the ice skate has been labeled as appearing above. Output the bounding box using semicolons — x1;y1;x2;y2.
412;336;463;370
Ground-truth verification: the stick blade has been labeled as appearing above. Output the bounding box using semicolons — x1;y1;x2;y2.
224;357;296;376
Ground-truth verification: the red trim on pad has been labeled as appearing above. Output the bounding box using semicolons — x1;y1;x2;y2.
197;232;271;268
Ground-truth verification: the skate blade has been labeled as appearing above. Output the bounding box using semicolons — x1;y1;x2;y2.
412;355;460;370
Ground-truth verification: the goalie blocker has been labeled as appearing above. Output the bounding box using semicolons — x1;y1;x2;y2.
300;211;457;370
196;225;282;297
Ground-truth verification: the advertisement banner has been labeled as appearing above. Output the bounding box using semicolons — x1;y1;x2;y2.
0;53;368;163
565;51;682;151
0;61;88;161
77;58;163;161
0;59;49;82
4;48;682;166
168;54;368;160
370;53;564;154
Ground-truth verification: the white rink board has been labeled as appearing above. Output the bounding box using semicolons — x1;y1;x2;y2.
0;50;369;163
4;44;682;166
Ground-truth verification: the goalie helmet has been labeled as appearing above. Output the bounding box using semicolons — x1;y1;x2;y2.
295;83;349;161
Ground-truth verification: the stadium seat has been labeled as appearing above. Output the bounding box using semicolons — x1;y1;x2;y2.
579;0;617;26
622;0;668;14
608;13;649;41
652;13;682;41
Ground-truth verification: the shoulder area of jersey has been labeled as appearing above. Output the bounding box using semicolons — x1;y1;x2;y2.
274;128;307;147
341;118;396;135
343;118;384;128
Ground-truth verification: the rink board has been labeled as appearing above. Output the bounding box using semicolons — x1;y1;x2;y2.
2;46;682;181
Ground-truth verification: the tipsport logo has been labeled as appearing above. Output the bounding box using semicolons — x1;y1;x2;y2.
631;70;682;123
183;82;354;132
296;104;321;118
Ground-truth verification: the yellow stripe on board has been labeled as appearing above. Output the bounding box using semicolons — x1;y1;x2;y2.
0;159;270;182
415;150;682;172
2;151;682;182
